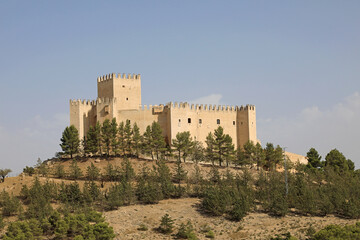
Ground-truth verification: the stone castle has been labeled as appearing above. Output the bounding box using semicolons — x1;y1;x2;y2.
70;73;258;149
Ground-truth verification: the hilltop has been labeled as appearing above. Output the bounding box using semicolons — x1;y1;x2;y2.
1;155;359;240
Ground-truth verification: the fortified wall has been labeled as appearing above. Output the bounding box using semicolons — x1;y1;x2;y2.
70;73;258;149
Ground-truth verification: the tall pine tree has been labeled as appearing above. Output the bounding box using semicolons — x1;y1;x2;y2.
60;125;80;159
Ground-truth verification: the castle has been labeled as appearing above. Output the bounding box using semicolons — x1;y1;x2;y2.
70;73;258;149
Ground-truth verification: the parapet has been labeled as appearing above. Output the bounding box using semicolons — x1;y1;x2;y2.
97;72;141;83
96;97;117;104
138;104;165;113
70;99;96;106
166;102;255;112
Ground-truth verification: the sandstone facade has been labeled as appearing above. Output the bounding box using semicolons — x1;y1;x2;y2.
70;73;258;148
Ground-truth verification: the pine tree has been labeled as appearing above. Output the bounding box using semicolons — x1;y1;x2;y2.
110;118;119;156
132;123;141;158
124;120;133;156
120;157;135;182
191;140;205;163
174;159;187;185
85;125;100;156
172;131;194;163
325;149;350;172
212;126;233;167
60;125;80;159
205;133;216;165
142;125;154;160
1;191;21;216
151;121;167;160
155;159;175;198
254;142;265;170
158;214;174;234
54;164;66;178
223;134;235;167
118;122;126;156
95;121;102;155
26;178;53;220
264;143;283;171
306;148;322;169
69;160;83;180
103;163;118;182
101;119;112;157
86;163;100;181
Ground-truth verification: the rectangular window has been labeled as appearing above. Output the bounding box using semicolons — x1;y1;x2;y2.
217;119;220;124
233;121;235;125
188;118;191;123
199;119;202;124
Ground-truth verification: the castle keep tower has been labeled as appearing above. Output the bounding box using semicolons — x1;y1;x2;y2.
97;73;141;110
70;72;258;148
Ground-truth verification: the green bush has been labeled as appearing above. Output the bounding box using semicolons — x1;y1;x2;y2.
3;211;115;240
205;230;215;239
177;221;198;239
158;214;174;234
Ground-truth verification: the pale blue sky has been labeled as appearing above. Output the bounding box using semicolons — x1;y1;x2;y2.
1;1;360;173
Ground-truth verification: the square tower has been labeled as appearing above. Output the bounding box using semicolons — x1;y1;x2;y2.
97;73;141;110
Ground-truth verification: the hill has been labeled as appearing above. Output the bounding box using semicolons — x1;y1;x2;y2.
1;156;359;239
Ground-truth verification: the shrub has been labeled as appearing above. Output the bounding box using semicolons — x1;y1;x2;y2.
177;220;198;239
158;214;174;234
137;223;148;231
205;230;215;239
1;191;21;216
23;166;35;176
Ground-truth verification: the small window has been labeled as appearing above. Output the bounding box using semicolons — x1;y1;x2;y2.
199;119;202;124
217;119;220;124
122;85;125;88
126;97;128;101
233;121;235;125
188;118;191;123
179;119;181;122
241;122;243;125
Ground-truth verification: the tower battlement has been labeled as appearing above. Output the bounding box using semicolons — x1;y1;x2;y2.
70;99;96;106
97;73;141;83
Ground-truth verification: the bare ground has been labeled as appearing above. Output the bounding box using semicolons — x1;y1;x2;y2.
104;198;358;240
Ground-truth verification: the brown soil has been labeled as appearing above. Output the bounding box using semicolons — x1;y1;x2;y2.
104;198;357;240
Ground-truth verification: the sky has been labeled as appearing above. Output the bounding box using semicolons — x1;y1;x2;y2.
1;1;359;174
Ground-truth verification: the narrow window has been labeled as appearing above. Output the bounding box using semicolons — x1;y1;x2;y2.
233;121;235;125
241;122;243;125
199;119;202;124
126;97;128;101
188;118;191;123
179;119;181;122
217;119;220;124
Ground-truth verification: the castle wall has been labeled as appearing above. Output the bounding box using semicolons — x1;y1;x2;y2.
168;103;241;147
95;97;118;125
70;100;96;140
115;105;170;141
